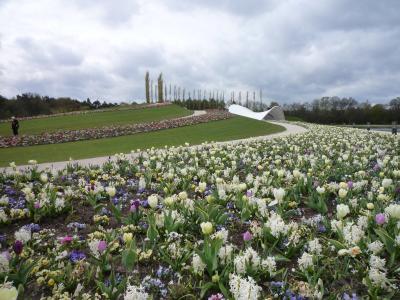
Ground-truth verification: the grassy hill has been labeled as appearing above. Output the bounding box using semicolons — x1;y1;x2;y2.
0;104;190;136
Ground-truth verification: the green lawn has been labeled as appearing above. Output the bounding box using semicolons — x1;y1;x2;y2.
0;117;285;166
0;104;191;136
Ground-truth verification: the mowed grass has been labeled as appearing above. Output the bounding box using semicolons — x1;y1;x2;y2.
0;117;285;166
0;104;191;136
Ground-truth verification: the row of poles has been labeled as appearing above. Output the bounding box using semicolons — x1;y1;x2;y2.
144;72;267;108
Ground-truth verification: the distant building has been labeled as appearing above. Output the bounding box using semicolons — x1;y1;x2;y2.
228;104;285;121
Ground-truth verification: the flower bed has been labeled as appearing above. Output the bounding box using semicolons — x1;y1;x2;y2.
0;110;232;148
0;125;399;299
0;102;172;123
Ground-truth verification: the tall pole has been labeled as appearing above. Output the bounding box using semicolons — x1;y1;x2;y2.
174;85;177;101
150;80;153;103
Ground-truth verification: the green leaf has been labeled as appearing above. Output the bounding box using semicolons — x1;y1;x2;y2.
327;238;346;250
122;240;137;270
375;228;395;253
200;282;215;299
218;282;230;299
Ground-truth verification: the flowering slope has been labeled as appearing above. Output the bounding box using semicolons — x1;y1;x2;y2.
0;110;230;148
0;125;399;299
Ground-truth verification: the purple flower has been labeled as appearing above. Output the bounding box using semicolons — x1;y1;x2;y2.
112;197;119;205
375;213;386;225
317;224;327;233
246;190;253;197
13;240;23;255
208;293;225;300
271;281;284;287
69;250;86;263
347;181;353;189
395;186;400;194
343;292;358;300
130;199;141;212
98;240;107;253
0;234;6;245
243;231;253;241
25;223;40;233
1;251;11;260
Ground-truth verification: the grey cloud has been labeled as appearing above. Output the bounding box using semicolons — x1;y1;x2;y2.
114;47;166;79
15;37;83;68
71;0;140;25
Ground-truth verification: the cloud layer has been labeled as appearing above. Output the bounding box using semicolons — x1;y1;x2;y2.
0;0;399;103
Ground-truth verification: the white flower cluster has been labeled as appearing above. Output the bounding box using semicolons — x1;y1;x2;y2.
298;252;314;271
234;247;276;276
124;284;149;300
14;227;31;243
367;255;393;290
192;254;206;275
229;273;262;300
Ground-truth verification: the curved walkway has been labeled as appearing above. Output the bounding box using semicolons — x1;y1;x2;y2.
0;120;306;173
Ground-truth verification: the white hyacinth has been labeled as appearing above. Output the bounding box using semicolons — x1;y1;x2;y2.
192;254;206;275
229;273;262;300
14;227;31;243
381;178;393;188
298;252;314;271
308;238;322;255
367;241;384;254
124;284;149;300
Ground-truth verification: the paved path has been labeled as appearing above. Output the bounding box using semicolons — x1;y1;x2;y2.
0;120;306;173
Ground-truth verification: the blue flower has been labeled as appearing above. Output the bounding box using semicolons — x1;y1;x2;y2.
69;250;86;263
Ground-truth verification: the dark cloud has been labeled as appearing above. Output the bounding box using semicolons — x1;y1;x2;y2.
163;0;280;16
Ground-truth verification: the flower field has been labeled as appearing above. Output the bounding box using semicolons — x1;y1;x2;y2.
0;125;399;299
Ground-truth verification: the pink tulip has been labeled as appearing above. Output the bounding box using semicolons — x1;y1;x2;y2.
375;213;386;225
61;236;73;244
243;231;253;241
98;240;107;253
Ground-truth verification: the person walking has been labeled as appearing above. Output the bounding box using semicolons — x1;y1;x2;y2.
11;116;19;136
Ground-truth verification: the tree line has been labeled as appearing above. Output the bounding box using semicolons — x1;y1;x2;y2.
173;99;226;110
283;96;400;124
0;93;118;119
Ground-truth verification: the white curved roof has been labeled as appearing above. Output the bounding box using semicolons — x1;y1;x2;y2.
228;104;285;121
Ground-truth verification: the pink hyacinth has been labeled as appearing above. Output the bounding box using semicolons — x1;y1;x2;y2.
243;231;253;241
34;202;40;209
98;240;107;253
375;213;386;225
61;236;73;244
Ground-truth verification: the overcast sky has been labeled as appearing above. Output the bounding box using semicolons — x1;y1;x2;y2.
0;0;399;104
